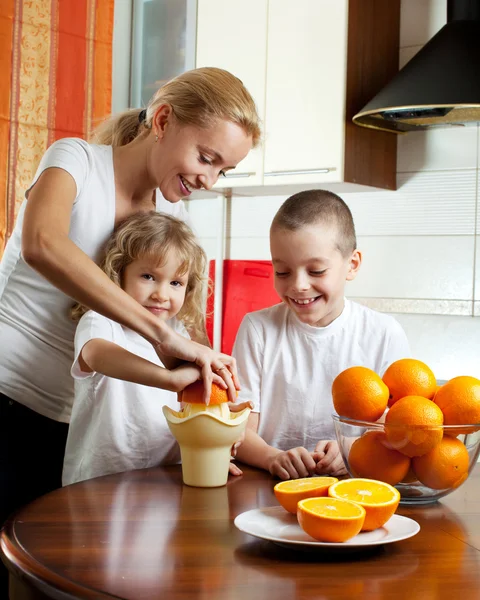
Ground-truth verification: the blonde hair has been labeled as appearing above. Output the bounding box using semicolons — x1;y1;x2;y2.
92;67;261;148
72;212;209;339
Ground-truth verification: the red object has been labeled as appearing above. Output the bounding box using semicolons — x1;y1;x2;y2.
206;260;280;355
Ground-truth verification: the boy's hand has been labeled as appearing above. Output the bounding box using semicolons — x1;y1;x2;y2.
267;447;317;480
313;440;347;477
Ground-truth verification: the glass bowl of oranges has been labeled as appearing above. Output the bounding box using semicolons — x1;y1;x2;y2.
331;360;480;505
333;416;480;504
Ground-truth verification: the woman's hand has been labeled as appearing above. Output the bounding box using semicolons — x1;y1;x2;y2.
155;331;239;404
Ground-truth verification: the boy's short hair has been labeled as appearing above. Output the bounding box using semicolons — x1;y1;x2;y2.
271;189;357;257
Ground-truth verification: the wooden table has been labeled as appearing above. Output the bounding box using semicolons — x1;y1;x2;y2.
1;465;480;600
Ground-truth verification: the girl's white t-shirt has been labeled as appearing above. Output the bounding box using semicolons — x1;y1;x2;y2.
232;299;411;451
62;311;186;486
0;137;188;423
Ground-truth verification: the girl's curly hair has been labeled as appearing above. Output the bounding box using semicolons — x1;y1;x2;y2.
72;211;209;339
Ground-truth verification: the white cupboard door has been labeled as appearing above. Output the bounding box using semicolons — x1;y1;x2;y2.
196;0;268;188
264;0;348;186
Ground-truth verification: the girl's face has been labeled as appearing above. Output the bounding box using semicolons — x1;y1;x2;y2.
149;107;253;202
122;250;189;321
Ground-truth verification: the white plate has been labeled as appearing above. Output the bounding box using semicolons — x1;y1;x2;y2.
234;506;420;549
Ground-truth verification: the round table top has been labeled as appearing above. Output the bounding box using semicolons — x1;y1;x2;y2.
1;465;480;599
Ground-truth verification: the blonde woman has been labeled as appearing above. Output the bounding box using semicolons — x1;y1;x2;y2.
0;67;260;543
63;211;251;486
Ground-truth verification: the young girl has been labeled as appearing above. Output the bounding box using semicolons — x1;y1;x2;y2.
63;211;216;485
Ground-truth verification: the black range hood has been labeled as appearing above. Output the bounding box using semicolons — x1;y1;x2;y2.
353;0;480;133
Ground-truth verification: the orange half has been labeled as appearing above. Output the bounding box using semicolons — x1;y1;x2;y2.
274;477;338;514
182;381;233;405
328;478;400;531
297;496;366;543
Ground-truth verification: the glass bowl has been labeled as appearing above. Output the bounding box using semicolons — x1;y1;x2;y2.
333;414;480;505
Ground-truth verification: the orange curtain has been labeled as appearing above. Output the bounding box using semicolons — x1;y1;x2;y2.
0;0;114;256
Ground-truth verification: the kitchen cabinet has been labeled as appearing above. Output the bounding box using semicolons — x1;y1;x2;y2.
196;0;268;188
196;0;400;193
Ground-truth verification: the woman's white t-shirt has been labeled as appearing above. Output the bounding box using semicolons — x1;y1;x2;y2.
62;311;185;486
0;137;188;423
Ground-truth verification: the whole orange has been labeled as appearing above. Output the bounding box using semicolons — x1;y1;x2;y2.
348;430;411;486
332;366;389;422
433;376;480;433
181;381;232;405
382;358;437;407
384;395;444;457
412;436;470;490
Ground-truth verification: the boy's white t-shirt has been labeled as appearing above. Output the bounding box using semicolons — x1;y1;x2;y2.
0;137;188;423
232;299;411;451
62;310;186;486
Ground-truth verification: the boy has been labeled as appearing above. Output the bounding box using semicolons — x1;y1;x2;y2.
233;190;410;480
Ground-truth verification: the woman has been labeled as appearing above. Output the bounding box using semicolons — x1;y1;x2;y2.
0;67;261;526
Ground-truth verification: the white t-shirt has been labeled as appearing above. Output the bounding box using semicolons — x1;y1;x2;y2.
232;299;411;451
0;137;188;423
62;311;186;486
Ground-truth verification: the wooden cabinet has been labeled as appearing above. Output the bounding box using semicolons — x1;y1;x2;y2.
196;0;400;193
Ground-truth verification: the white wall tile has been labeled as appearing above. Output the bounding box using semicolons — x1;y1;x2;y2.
354;297;471;317
196;237;218;262
347;235;475;301
400;0;446;48
474;236;480;307
397;127;478;173
399;45;422;68
392;313;480;379
343;171;477;236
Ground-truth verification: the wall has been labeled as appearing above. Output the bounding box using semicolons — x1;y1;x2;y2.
186;0;480;381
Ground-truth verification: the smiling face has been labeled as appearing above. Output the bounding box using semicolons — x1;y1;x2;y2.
149;106;253;202
270;222;361;327
122;250;189;321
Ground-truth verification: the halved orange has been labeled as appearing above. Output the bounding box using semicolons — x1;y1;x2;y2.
328;478;400;531
297;496;366;542
182;381;235;405
274;477;338;514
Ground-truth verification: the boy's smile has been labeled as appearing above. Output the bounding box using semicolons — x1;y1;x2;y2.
270;223;361;328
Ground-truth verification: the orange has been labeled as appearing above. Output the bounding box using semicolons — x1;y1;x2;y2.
348;431;411;486
399;466;418;484
297;496;366;542
384;395;444;457
274;477;338;514
332;366;389;422
181;380;234;405
412;436;470;490
433;376;480;433
382;358;437;407
328;478;400;531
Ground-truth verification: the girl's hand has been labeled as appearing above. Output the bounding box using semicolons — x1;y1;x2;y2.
156;332;239;404
228;400;254;413
169;363;202;392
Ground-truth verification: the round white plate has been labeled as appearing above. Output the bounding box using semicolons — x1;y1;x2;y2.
234;506;420;549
